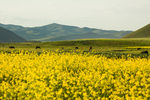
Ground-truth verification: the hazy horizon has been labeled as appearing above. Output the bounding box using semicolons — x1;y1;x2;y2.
0;0;150;31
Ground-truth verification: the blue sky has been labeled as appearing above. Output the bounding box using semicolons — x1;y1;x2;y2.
0;0;150;30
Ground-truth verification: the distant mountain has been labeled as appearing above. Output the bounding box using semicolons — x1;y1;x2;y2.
0;23;132;41
0;27;26;42
124;24;150;38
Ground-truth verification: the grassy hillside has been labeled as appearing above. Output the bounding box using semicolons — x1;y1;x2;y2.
0;23;131;41
124;24;150;38
43;38;150;47
0;27;26;42
1;38;150;48
1;38;150;59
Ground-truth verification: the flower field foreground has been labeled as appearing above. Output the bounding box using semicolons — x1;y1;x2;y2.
1;51;150;99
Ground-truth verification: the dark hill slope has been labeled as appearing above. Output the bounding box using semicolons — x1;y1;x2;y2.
124;24;150;38
0;23;132;41
0;27;26;42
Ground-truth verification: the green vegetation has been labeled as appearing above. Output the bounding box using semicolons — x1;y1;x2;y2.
1;38;150;58
1;38;150;47
124;24;150;38
0;23;131;41
0;27;26;42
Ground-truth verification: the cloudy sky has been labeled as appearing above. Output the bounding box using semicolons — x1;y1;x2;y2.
0;0;150;30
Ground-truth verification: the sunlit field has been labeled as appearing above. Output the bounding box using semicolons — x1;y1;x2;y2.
1;50;150;99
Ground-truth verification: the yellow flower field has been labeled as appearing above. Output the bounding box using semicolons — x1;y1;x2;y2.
0;51;150;99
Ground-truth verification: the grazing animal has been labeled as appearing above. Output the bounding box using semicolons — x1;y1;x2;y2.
89;46;93;52
75;47;79;49
141;51;149;55
36;46;41;49
137;48;141;50
9;46;15;49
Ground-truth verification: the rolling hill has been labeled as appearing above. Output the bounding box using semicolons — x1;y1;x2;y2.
124;24;150;38
0;27;26;42
0;23;132;41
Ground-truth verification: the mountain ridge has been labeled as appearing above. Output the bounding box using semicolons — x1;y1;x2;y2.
0;27;26;42
124;24;150;38
0;23;132;41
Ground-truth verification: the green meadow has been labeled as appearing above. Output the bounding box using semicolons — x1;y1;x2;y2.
1;38;150;58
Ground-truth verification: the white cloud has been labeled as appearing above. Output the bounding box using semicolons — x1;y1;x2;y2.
0;0;150;30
